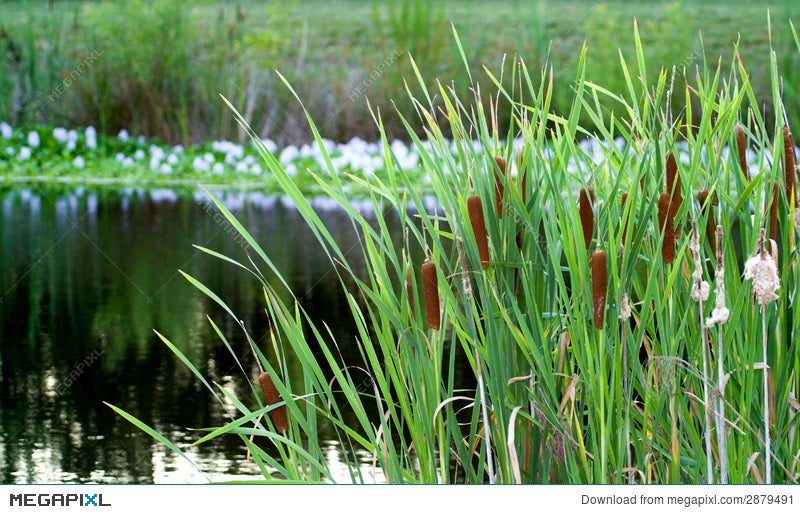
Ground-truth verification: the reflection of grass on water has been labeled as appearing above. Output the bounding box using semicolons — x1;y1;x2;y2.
109;28;800;484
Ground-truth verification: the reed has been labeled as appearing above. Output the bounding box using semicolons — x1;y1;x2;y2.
579;186;594;250
591;249;607;329
494;156;507;218
783;127;796;205
110;27;800;485
665;151;682;238
698;189;717;255
467;194;490;269
422;260;441;331
769;181;779;244
258;371;289;434
736;124;749;180
658;192;675;263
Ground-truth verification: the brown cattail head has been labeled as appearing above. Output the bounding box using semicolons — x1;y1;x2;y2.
783;127;796;205
579;187;594;250
494;156;507;218
258;371;289;434
698;189;717;256
621;192;631;245
421;261;440;330
735;124;748;180
590;249;607;329
467;195;490;269
658;192;675;263
769;181;779;244
665;151;682;237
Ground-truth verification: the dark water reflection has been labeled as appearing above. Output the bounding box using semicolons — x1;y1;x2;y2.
0;185;407;483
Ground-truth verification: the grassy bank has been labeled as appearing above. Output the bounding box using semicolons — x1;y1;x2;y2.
1;0;799;147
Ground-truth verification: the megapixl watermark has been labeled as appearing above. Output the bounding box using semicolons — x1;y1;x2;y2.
9;493;110;507
54;349;104;396
48;49;104;103
199;199;250;251
349;50;403;102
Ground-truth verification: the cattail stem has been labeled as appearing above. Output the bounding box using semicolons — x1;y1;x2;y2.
714;225;729;484
735;124;749;180
763;306;771;484
579;187;594;250
258;371;289;434
467;195;490;269
691;222;714;483
405;264;415;320
591;249;607;329
422;260;440;331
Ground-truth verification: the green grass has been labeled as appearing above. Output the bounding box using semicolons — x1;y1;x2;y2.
1;0;799;146
104;23;800;484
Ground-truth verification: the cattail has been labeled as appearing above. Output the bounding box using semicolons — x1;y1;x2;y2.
579;187;594;250
698;189;717;255
768;181;779;244
735;124;749;180
494;156;506;218
422;260;440;330
621;192;632;245
591;249;607;329
783;127;796;205
467;195;490;269
258;371;289;434
405;264;415;320
665;151;682;238
658;192;675;263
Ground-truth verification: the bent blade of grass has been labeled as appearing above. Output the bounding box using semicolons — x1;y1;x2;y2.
104;402;209;481
153;329;223;405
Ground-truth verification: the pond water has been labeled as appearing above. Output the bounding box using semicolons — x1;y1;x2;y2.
0;185;401;483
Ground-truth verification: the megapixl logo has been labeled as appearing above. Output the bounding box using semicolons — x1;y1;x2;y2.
9;493;111;507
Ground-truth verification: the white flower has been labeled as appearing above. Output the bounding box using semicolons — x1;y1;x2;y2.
18;146;31;160
167;154;179;165
159;163;172;174
85;126;97;150
27;131;40;148
6;147;15;156
0;122;12;139
212;162;224;174
66;139;76;152
115;153;125;162
744;250;780;306
117;129;130;142
261;138;278;154
134;149;145;160
53;127;68;143
122;157;134;168
73;156;85;168
203;152;215;163
192;156;209;172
